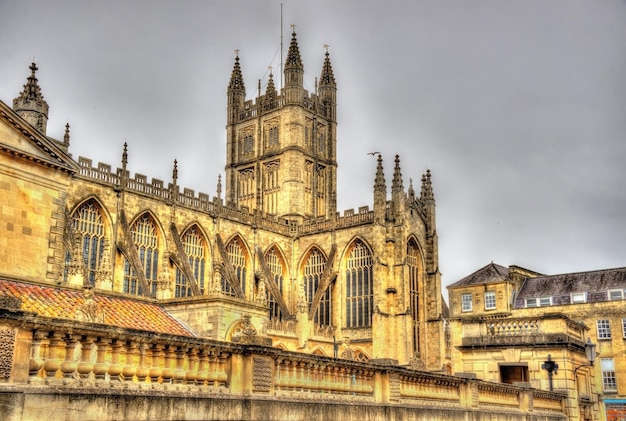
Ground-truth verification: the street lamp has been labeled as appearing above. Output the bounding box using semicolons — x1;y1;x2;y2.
542;354;559;391
573;338;597;376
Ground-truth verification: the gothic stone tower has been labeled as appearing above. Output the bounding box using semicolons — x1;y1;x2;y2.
225;31;337;220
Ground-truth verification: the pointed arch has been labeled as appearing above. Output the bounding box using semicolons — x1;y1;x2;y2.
175;223;210;297
407;235;425;357
218;234;250;298
300;245;336;326
343;238;374;328
310;346;328;357
262;244;290;320
66;197;111;286
123;211;162;296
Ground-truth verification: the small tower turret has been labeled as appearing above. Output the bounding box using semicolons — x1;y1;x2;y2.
13;62;49;135
227;53;246;124
373;155;387;223
283;29;304;104
391;155;405;217
420;169;436;234
318;46;336;121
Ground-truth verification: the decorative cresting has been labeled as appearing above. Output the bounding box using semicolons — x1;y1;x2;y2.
215;234;245;299
308;244;337;321
169;223;201;296
116;210;152;297
255;246;292;319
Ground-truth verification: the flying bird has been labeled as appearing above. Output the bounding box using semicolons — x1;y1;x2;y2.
367;152;380;156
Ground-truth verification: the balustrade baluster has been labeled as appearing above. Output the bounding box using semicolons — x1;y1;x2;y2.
76;335;95;383
173;346;187;385
148;344;164;387
108;339;124;383
121;340;137;383
29;330;47;383
135;343;149;384
185;348;199;385
93;337;110;382
60;334;78;383
161;346;175;384
43;331;64;382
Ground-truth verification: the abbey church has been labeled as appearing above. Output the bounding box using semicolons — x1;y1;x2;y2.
0;30;448;371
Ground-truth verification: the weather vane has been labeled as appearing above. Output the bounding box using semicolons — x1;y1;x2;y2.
290;23;297;31
323;44;330;53
234;49;240;56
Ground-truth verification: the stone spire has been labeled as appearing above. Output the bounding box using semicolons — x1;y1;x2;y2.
391;155;405;216
374;155;387;222
420;169;435;205
266;71;276;96
284;28;304;104
391;155;404;194
318;46;337;121
13;62;49;135
227;53;246;123
408;178;416;202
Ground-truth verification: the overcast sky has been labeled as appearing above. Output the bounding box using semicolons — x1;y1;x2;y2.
1;0;625;290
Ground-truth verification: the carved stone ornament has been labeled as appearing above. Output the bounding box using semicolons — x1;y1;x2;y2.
76;287;105;323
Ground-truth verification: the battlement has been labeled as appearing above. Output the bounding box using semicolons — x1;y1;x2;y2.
235;90;329;123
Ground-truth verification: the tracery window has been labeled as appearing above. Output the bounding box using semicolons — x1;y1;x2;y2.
303;248;331;326
407;240;421;354
221;237;247;296
242;133;254;154
316;165;326;217
124;214;158;295
175;226;207;297
238;168;255;210
266;247;285;320
345;240;373;328
268;126;279;147
263;161;280;215
69;201;106;286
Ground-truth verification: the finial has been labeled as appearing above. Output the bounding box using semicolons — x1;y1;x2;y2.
172;159;178;184
63;121;70;146
234;49;240;57
290;23;297;33
122;142;128;168
217;174;222;200
323;44;330;53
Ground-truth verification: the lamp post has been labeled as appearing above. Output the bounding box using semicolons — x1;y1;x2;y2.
573;338;597;376
542;354;559;391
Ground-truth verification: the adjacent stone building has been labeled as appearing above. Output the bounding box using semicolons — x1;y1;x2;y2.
447;263;626;421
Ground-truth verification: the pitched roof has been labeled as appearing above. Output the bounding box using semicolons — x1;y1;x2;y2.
0;279;194;336
447;262;510;288
515;267;626;304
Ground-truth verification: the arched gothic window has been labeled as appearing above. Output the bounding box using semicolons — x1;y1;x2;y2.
303;248;331;326
345;240;373;328
175;226;207;297
221;237;247;296
265;247;285;320
407;239;421;355
124;214;159;295
68;201;106;285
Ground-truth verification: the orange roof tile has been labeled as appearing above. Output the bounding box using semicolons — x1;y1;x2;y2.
0;279;194;337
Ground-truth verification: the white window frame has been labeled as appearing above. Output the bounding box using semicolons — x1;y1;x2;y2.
484;291;496;310
597;319;612;340
601;358;617;392
461;293;473;312
608;289;624;300
571;292;586;303
622;318;626;339
525;298;538;308
539;296;552;306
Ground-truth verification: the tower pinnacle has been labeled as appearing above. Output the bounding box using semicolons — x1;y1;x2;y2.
13;62;49;134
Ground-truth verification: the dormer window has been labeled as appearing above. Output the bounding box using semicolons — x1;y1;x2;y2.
571;292;586;304
608;289;624;300
525;297;552;308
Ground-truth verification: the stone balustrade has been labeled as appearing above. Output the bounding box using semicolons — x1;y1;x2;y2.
0;307;568;420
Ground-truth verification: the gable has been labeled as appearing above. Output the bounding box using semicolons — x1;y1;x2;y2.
0;101;77;173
